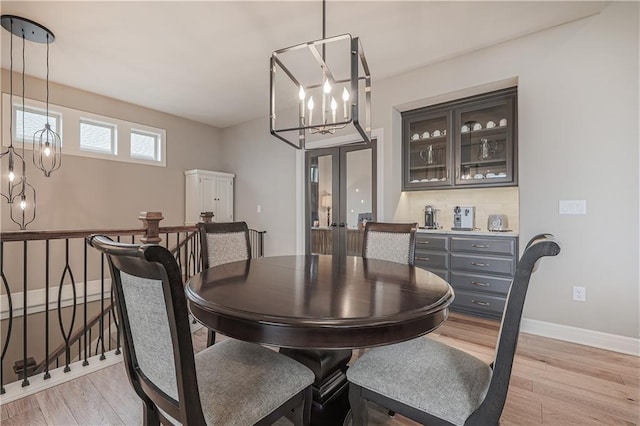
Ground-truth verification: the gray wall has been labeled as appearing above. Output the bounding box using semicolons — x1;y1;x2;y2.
0;71;223;230
220;115;299;256
223;2;639;339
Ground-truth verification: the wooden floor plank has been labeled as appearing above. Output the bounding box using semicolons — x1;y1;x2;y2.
55;375;125;425
1;394;39;421
4;312;637;425
88;360;143;426
1;407;47;426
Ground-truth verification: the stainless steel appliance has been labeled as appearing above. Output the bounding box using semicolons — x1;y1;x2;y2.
424;205;440;229
452;206;475;230
488;214;510;232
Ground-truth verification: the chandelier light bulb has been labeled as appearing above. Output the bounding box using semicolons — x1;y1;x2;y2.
307;96;314;111
323;79;331;94
44;143;51;157
8;170;15;182
331;97;337;123
342;87;350;101
20;196;26;210
298;86;305;101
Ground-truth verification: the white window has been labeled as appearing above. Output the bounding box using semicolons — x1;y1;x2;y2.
3;93;165;167
130;130;161;161
14;106;61;144
80;120;116;154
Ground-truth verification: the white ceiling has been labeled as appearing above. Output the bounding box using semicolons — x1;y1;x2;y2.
1;1;604;129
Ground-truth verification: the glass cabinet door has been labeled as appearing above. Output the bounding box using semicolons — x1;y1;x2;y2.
404;110;451;189
455;95;515;186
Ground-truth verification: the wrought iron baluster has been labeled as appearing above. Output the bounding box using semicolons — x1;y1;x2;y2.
0;242;14;394
44;240;50;379
111;268;121;355
175;232;182;271
21;241;29;387
57;239;77;373
82;242;88;366
100;252;106;359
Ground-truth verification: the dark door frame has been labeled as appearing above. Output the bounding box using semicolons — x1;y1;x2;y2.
304;140;377;256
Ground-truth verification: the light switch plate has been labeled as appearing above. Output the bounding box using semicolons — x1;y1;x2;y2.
559;200;587;215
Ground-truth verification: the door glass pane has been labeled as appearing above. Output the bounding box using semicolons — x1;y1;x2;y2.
345;148;372;256
407;114;448;185
310;154;333;254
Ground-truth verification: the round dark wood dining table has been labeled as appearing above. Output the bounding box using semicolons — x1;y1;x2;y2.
185;254;454;426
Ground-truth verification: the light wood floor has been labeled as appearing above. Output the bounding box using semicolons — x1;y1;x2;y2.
2;313;638;425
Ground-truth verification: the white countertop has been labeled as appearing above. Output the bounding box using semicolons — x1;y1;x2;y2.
417;228;519;237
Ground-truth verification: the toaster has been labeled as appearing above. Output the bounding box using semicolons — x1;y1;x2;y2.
488;214;509;232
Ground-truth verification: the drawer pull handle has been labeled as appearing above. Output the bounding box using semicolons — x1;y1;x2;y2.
471;261;489;267
472;244;489;248
416;257;430;261
471;300;490;307
416;241;430;245
471;281;490;287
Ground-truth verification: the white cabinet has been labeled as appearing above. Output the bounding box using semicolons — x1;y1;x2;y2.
185;169;235;225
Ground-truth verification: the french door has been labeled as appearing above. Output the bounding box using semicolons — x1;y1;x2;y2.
305;140;377;257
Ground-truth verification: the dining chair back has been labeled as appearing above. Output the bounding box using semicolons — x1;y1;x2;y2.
347;233;561;426
198;221;252;269
197;221;252;345
88;235;313;426
361;222;418;265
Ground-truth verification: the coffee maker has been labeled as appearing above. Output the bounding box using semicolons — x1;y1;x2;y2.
424;205;440;229
452;206;475;230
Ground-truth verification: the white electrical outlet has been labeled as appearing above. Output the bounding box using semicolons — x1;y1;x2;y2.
573;286;586;302
257;205;262;213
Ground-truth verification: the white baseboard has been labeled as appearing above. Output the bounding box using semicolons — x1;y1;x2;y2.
0;350;123;405
521;318;640;356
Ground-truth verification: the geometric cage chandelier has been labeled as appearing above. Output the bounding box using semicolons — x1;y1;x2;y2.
269;0;371;150
1;15;60;229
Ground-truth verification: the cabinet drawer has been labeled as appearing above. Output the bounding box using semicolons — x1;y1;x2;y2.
415;235;448;251
451;290;506;318
451;253;515;275
450;271;512;296
414;252;448;269
451;237;516;256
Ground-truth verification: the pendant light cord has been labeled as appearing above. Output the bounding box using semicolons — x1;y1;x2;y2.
46;33;50;124
8;18;13;149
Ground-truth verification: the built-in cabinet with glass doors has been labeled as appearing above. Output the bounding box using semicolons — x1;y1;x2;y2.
402;87;517;190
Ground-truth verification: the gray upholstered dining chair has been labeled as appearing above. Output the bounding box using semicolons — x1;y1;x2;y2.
198;221;252;269
347;234;561;426
88;235;314;426
197;221;251;345
361;222;418;265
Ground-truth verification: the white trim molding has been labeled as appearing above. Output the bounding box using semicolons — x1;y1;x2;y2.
0;279;112;320
521;317;640;357
0;350;123;405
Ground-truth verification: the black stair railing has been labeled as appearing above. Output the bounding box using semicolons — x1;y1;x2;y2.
0;211;266;395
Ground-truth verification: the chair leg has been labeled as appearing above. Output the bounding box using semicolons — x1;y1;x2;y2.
206;330;216;347
348;384;368;426
142;401;160;426
291;387;312;426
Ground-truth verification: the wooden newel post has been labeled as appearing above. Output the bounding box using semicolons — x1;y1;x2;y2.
139;211;164;244
200;212;214;223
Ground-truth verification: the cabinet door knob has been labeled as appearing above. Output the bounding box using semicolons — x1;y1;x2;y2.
471;261;488;267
